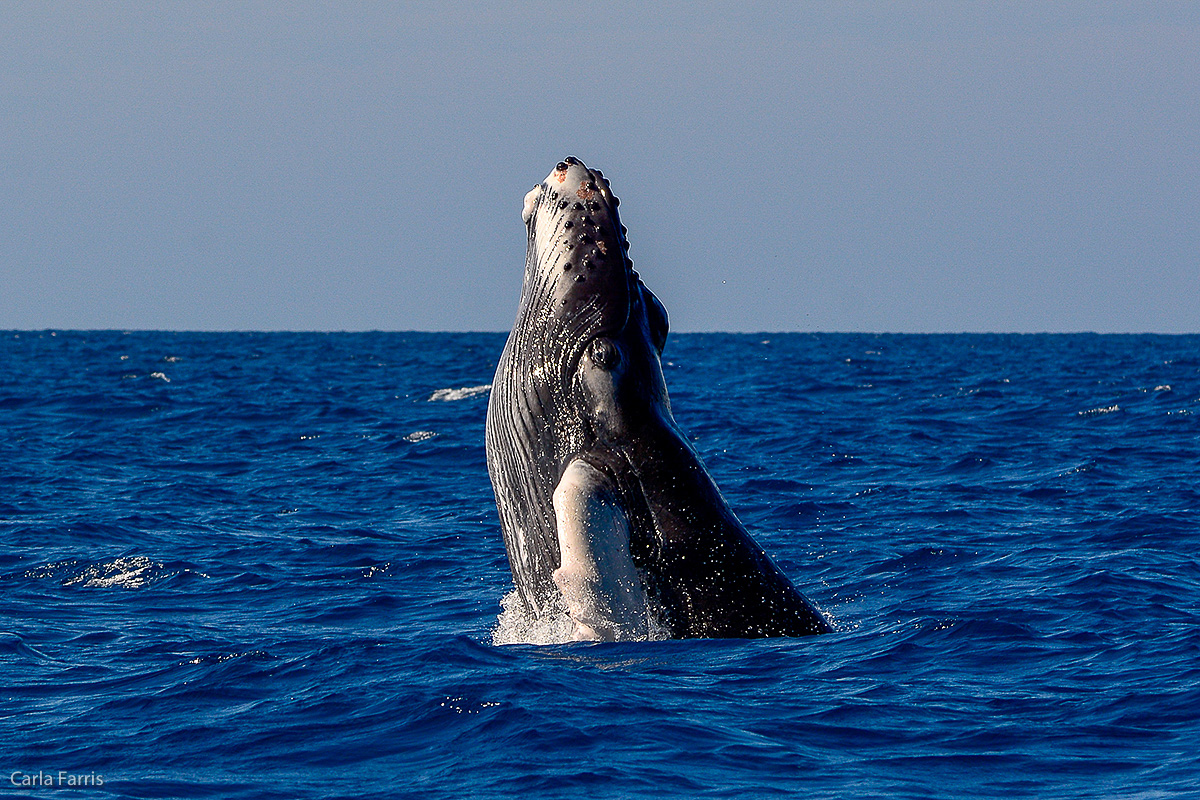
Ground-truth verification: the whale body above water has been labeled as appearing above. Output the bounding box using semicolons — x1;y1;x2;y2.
486;157;830;641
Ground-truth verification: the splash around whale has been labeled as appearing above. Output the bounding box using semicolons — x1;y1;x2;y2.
486;156;830;643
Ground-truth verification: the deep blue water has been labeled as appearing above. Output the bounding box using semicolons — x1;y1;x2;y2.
2;331;1198;799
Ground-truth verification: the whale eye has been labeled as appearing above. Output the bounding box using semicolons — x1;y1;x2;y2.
588;337;620;370
556;161;569;171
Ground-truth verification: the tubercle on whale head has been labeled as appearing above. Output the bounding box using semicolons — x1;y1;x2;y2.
522;157;629;270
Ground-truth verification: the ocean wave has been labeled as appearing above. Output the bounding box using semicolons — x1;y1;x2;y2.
20;557;207;589
64;557;171;588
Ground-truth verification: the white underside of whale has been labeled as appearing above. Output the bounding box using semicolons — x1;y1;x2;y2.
551;459;651;642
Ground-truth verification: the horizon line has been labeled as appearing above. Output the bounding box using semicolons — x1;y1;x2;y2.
6;328;1198;336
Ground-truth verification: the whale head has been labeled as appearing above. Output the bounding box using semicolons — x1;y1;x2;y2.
519;156;636;340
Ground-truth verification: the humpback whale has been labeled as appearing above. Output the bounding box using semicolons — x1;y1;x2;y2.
486;157;830;641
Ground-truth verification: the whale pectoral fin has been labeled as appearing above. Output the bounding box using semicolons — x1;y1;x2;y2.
551;459;649;642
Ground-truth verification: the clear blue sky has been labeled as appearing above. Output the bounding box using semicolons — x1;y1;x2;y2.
3;2;1196;332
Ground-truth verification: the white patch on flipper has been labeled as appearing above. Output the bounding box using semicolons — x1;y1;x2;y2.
551;459;650;642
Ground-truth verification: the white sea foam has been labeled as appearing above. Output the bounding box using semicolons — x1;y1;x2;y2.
492;590;577;645
361;563;390;579
440;695;502;715
404;430;438;442
1077;404;1120;417
491;588;670;645
428;384;491;402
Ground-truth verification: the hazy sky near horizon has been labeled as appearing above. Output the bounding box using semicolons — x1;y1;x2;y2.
3;2;1197;332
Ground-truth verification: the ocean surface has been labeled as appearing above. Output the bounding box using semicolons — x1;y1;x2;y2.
3;330;1198;799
